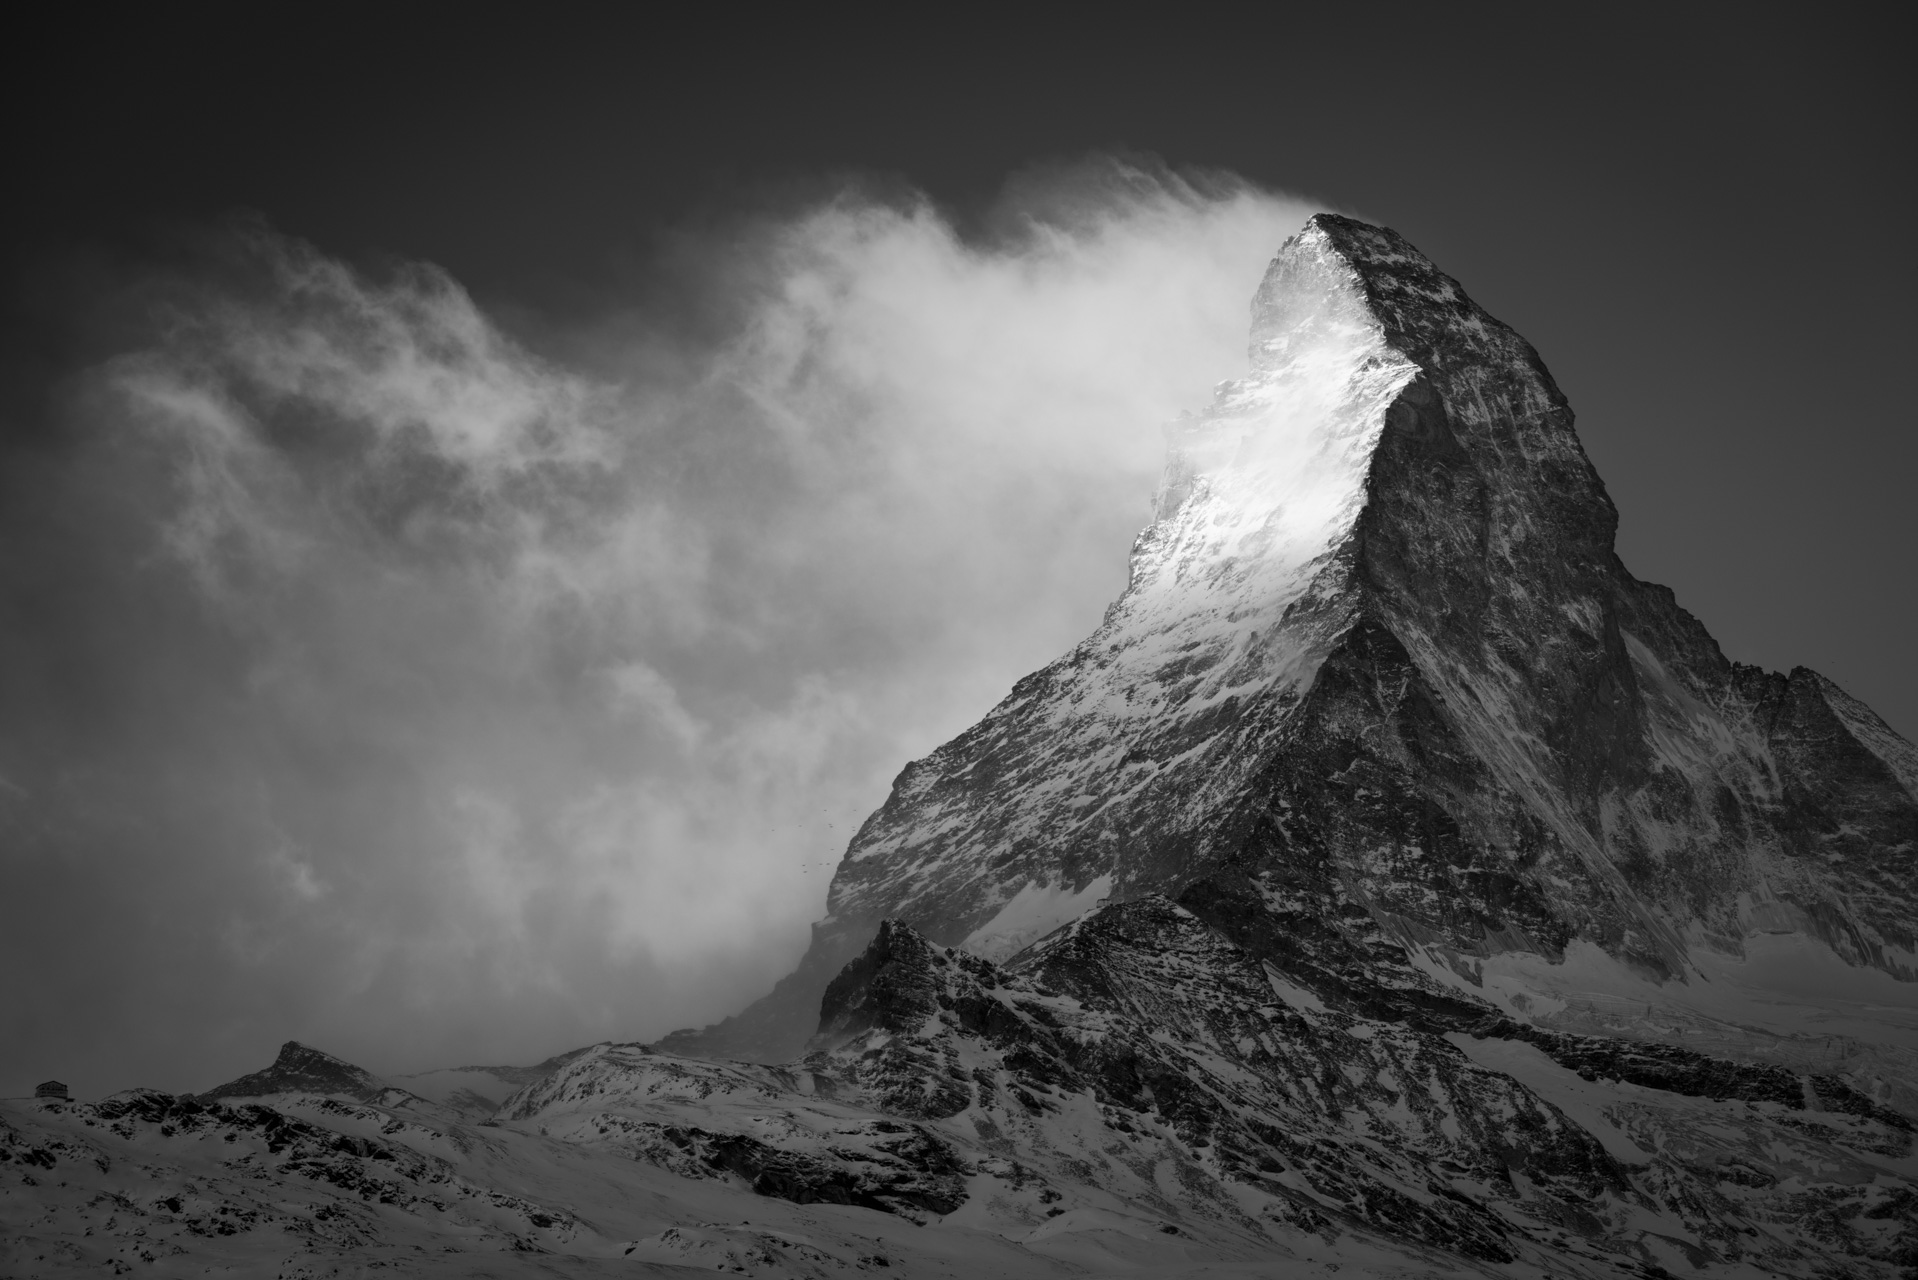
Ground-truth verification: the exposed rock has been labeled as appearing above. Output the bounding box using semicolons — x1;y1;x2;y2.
667;213;1917;1078
198;1041;416;1108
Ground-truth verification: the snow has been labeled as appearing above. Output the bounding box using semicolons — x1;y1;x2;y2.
1463;933;1918;1117
962;874;1114;961
1264;963;1329;1013
389;1066;526;1116
1446;1033;1655;1166
831;220;1420;947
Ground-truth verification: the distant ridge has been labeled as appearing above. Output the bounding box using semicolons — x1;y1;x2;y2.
198;1040;398;1104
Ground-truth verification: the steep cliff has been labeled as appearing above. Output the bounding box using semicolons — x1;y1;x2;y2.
665;212;1917;1067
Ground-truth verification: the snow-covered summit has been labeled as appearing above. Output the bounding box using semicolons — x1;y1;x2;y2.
665;212;1918;1072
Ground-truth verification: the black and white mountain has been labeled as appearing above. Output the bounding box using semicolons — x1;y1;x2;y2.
668;212;1918;1066
7;214;1913;1278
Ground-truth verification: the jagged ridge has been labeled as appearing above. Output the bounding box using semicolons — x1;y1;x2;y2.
199;1041;400;1106
666;212;1918;1066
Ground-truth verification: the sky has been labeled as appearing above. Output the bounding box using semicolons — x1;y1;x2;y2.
2;6;1911;1097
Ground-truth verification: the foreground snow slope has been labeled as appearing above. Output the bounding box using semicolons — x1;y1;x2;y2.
9;912;1913;1277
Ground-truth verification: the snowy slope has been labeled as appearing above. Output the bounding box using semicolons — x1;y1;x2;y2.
0;1064;1480;1278
13;914;1909;1277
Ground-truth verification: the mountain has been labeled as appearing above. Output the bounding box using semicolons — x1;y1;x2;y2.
198;1040;416;1108
664;211;1918;1066
6;213;1913;1278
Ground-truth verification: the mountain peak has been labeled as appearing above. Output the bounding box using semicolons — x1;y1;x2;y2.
200;1039;391;1103
665;214;1918;1067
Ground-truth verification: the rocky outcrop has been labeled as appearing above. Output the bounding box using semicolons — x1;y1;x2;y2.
198;1041;410;1106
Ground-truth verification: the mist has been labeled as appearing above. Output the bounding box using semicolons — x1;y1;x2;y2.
0;163;1318;1095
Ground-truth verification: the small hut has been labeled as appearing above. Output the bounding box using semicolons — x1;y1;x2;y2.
34;1080;68;1100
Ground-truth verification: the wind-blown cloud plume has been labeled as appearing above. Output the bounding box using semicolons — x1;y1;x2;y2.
0;163;1317;1093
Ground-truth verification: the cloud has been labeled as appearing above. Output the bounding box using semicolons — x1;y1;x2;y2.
0;159;1316;1091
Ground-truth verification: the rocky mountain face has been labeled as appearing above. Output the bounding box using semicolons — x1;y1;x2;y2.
666;212;1918;1066
8;214;1913;1278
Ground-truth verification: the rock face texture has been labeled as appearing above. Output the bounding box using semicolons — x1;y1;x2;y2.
667;212;1918;1066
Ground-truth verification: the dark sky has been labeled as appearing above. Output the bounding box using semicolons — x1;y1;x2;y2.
3;6;1911;1095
